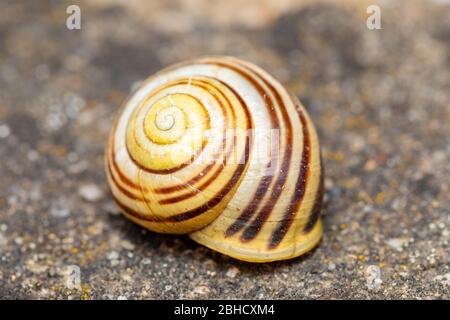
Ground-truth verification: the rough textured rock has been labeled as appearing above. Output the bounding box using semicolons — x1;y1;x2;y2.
0;0;448;299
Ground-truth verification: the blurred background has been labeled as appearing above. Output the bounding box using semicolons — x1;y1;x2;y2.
0;0;448;299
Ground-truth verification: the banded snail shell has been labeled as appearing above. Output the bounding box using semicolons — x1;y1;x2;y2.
106;56;323;263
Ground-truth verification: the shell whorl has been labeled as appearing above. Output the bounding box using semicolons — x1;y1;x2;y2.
106;56;323;262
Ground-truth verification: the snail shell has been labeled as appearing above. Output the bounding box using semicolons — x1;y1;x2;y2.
106;56;323;262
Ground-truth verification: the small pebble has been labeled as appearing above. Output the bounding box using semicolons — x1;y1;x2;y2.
50;206;70;218
79;184;104;202
192;285;210;295
0;124;10;139
366;265;382;291
433;273;450;287
0;233;7;247
110;260;120;267
26;149;40;161
327;262;336;271
120;240;135;251
107;251;120;267
386;238;409;252
107;251;119;260
68;160;88;174
225;266;240;278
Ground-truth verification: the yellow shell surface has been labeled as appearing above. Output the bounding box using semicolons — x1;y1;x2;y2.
106;56;323;262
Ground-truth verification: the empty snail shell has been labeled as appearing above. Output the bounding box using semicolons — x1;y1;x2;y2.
105;56;323;262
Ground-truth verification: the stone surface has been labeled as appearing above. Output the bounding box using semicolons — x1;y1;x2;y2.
0;0;449;299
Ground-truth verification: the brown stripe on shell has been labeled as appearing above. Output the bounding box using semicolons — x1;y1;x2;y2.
108;117;156;201
158;164;226;204
110;126;148;192
303;155;323;233
112;195;158;222
268;110;310;249
112;138;250;222
153;161;216;194
107;160;143;200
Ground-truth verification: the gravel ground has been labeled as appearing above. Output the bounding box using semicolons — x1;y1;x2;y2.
0;0;448;299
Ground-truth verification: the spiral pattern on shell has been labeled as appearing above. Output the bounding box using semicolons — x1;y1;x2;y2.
106;56;323;262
